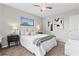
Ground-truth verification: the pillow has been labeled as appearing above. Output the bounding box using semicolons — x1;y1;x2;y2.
31;31;37;35
25;32;29;35
21;30;29;35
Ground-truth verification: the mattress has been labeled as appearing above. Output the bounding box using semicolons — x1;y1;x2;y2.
20;34;57;56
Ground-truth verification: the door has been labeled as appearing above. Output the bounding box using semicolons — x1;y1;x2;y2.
69;15;79;37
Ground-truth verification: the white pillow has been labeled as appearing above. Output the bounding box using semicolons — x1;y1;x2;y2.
21;30;29;35
31;32;37;35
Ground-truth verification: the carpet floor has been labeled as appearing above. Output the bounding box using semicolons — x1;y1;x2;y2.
0;41;65;56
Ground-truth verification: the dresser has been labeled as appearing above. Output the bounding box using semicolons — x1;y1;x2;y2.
65;39;79;56
7;35;20;48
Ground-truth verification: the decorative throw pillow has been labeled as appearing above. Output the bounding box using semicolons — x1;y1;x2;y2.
31;31;37;35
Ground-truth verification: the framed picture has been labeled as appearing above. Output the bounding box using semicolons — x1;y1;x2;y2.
54;18;64;29
20;17;34;26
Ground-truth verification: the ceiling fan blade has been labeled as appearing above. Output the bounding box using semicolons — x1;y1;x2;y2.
34;5;40;7
46;7;52;9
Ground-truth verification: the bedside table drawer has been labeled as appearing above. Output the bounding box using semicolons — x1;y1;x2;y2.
7;35;20;48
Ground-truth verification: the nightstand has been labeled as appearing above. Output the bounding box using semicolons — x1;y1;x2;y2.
0;43;2;48
7;35;20;48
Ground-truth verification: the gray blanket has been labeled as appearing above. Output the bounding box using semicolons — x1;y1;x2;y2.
33;35;56;46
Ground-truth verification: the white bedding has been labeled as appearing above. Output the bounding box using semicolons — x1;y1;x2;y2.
20;34;57;56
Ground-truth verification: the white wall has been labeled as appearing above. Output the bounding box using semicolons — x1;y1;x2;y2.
42;16;69;42
42;9;79;42
0;4;43;47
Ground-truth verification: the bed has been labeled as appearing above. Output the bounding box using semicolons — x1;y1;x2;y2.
20;34;57;56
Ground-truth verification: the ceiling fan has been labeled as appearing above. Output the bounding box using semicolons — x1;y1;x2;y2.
34;3;52;12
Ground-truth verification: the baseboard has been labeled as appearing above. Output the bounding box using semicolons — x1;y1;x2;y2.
2;43;15;48
2;45;8;48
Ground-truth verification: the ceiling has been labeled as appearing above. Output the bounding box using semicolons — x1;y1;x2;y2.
3;3;79;18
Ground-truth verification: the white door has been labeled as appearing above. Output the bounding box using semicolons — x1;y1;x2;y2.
69;15;78;32
69;15;79;38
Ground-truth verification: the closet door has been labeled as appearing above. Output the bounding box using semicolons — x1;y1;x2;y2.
69;15;79;36
77;15;79;31
69;15;79;32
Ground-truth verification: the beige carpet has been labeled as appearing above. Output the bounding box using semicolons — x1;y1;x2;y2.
0;41;65;56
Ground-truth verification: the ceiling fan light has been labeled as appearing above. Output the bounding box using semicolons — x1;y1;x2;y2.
41;7;46;11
